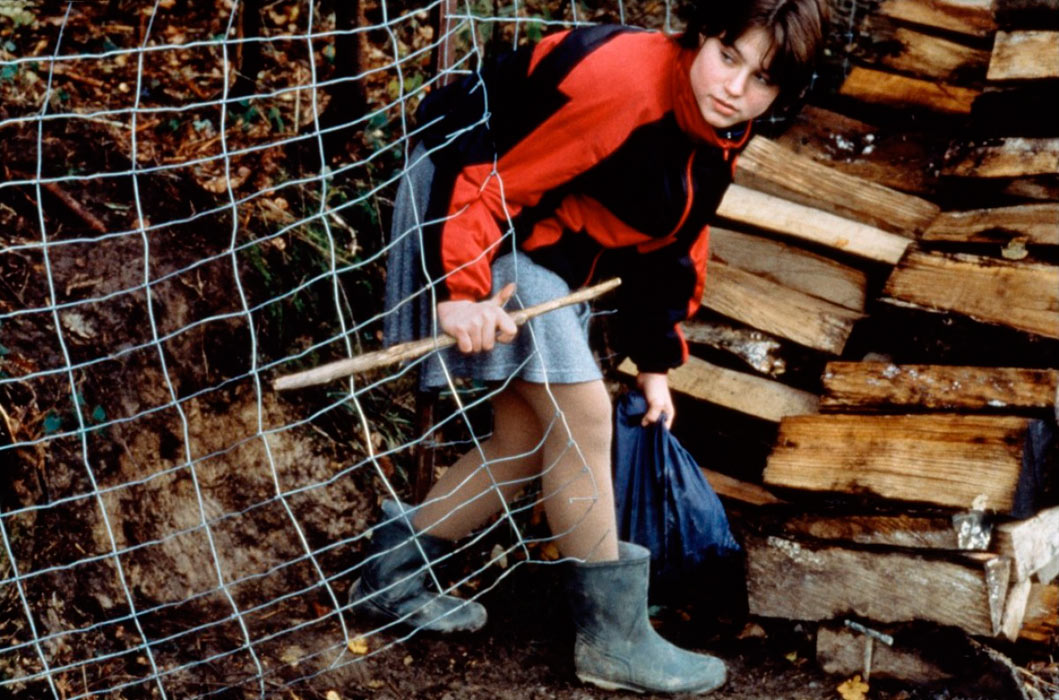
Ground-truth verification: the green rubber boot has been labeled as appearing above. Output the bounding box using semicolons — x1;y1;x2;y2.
566;542;726;694
350;500;487;633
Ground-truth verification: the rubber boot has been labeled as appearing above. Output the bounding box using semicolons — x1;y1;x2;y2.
566;542;726;694
350;500;487;633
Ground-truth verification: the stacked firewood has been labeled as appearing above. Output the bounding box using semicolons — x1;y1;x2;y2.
618;0;1058;684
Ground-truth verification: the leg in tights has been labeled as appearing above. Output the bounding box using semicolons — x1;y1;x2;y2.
412;387;544;539
412;379;619;564
511;379;618;563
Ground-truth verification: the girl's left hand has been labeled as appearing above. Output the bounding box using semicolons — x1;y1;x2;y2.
637;372;674;430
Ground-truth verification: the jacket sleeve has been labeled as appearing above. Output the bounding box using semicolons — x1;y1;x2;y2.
421;27;652;302
613;224;710;373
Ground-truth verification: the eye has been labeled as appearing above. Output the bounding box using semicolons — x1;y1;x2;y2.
755;72;773;86
720;49;736;64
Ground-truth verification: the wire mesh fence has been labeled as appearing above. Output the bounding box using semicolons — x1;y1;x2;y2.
0;0;854;696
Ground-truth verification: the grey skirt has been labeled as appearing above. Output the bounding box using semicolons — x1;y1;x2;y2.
382;145;602;390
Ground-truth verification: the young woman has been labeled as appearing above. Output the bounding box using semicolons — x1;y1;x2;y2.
354;0;827;693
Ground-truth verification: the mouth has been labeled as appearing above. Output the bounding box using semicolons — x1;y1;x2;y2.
710;96;737;117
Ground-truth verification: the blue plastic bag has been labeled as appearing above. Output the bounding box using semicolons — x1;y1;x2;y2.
612;391;740;584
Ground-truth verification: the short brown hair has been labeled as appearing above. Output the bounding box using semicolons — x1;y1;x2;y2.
678;0;829;110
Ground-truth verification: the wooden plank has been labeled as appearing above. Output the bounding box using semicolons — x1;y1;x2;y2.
883;251;1059;340
683;319;787;377
924;203;1059;245
732;137;937;238
1037;554;1059;584
839;65;980;115
775;106;942;198
1003;177;1059;201
746;534;1010;636
995;506;1059;581
702;468;785;506
710;227;868;311
944;137;1059;177
878;0;997;39
820;362;1059;411
988;30;1059;80
715;185;913;264
702;260;864;355
778;512;976;550
1020;583;1058;644
618;356;819;423
1001;578;1033;640
858;17;991;82
816;625;954;683
763;414;1034;512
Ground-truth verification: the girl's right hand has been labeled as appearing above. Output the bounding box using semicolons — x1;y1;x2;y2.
437;283;518;353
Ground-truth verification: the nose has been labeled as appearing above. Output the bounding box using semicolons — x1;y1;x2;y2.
725;68;750;97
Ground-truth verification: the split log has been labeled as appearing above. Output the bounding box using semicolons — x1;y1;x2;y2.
746;534;1011;637
816;624;953;683
617;356;819;423
775;106;941;197
732;138;937;238
763;414;1041;513
839;65;980;115
682;319;787;377
923;203;1059;245
702;468;785;506
715;185;912;264
882;251;1059;340
878;0;997;38
820;362;1059;412
857;17;991;83
710;227;868;311
777;512;985;550
944;137;1059;178
1002;177;1059;202
1037;555;1059;584
995;506;1059;581
1001;578;1033;640
1019;583;1058;644
702;260;864;355
988;30;1059;81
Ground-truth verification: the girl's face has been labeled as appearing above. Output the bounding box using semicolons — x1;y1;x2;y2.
689;26;781;129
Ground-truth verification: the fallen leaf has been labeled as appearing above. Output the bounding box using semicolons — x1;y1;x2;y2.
403;654;413;666
348;637;369;655
540;542;561;561
737;622;767;639
837;674;870;700
785;650;798;663
490;543;508;569
325;691;341;700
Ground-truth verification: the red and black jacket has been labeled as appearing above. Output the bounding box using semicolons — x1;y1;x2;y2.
415;25;751;373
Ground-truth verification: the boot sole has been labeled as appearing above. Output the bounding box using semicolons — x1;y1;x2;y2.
577;671;725;695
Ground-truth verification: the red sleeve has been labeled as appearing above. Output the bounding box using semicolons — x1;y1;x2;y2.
437;31;671;300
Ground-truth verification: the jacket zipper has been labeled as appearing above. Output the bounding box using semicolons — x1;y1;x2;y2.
667;149;697;239
637;148;697;256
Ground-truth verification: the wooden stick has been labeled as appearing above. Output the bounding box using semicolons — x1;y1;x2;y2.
273;277;621;391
